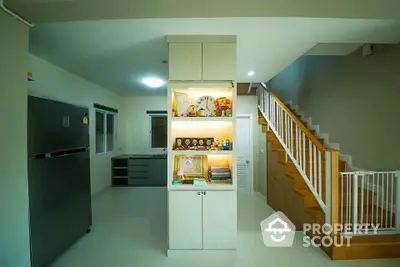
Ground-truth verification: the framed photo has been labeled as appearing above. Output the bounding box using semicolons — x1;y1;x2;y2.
174;155;208;179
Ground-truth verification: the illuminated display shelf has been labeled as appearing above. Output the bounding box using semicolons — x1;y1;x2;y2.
171;150;233;156
171;116;233;122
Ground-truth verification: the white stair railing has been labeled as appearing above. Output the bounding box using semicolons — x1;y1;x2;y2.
257;85;338;214
339;171;400;235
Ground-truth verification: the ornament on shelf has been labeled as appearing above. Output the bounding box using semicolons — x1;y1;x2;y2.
196;96;216;117
215;97;232;117
188;105;197;117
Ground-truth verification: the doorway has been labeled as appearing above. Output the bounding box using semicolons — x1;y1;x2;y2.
236;115;253;195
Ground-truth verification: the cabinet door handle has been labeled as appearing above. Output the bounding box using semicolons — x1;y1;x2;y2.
197;192;201;195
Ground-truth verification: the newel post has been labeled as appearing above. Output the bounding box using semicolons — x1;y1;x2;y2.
326;150;340;236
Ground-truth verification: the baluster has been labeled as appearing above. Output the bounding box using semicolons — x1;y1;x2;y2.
296;125;299;165
313;145;317;191
390;173;394;228
381;173;384;229
366;174;370;230
318;150;322;197
372;173;375;226
302;132;306;173
386;173;389;229
353;174;358;234
309;140;313;184
360;174;365;231
346;174;352;232
341;174;344;230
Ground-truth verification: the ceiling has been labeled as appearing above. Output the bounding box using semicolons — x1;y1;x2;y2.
29;18;400;95
6;0;400;22
305;43;363;56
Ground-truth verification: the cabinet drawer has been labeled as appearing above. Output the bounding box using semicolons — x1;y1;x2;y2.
128;159;150;166
128;165;149;172
129;171;150;179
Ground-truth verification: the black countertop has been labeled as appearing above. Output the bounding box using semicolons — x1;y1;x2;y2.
113;154;167;160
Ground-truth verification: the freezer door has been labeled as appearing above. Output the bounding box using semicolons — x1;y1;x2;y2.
28;150;92;267
28;96;89;154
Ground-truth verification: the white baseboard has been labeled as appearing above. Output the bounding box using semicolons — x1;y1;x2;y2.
254;191;266;202
167;249;237;258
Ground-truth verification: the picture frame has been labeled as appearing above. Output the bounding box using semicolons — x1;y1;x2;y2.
174;155;208;180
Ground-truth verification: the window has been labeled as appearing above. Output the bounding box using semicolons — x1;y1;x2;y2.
96;110;117;154
149;114;167;151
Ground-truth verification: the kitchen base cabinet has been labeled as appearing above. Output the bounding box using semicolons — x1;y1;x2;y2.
168;190;237;253
111;155;167;187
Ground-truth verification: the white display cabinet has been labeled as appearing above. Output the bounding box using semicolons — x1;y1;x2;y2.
167;35;237;256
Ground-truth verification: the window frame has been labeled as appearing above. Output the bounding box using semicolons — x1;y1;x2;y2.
95;109;117;154
148;114;167;153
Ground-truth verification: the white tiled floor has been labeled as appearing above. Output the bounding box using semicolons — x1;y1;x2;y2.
50;187;400;267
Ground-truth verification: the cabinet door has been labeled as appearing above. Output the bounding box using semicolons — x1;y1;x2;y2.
168;191;202;249
202;43;236;80
202;191;237;249
169;43;202;80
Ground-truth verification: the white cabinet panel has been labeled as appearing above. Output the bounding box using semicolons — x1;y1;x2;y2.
169;43;202;81
202;191;237;249
168;191;202;249
202;43;237;81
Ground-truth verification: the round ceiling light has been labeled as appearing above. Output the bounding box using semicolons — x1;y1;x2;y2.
248;70;255;77
142;77;166;88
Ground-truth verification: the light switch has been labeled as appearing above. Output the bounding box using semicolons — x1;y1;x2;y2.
261;148;264;154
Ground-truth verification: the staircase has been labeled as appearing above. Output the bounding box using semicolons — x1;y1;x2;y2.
257;85;400;260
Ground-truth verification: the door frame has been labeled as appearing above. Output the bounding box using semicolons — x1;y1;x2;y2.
237;114;254;194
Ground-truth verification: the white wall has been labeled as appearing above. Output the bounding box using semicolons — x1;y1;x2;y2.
123;95;167;153
28;55;125;195
0;11;31;267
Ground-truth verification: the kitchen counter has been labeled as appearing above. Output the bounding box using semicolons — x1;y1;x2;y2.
111;154;167;187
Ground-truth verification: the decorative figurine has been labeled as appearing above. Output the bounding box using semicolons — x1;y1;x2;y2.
222;137;230;150
215;97;232;117
177;169;185;183
188;105;197;117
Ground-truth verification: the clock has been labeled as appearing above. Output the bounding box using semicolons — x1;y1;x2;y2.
196;96;216;116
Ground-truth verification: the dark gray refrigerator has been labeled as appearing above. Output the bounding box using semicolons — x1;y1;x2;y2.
28;96;92;267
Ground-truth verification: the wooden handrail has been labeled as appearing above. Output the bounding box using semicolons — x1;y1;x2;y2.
264;88;326;152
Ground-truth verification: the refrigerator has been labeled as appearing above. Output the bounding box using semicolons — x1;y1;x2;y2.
28;96;92;267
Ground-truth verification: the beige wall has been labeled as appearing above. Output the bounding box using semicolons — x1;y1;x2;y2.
28;55;125;194
270;44;400;170
0;11;31;267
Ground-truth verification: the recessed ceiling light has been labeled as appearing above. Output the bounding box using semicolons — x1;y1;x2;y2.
142;77;165;88
248;70;255;77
